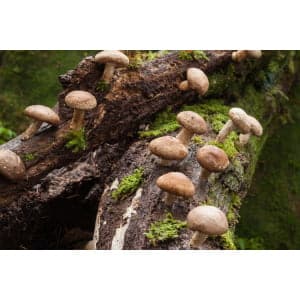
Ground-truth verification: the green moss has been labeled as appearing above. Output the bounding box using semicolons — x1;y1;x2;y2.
178;50;209;61
191;135;204;145
220;230;237;250
209;132;239;158
96;80;110;92
128;51;169;70
0;122;16;144
144;213;187;246
22;152;37;161
65;128;87;153
111;167;144;201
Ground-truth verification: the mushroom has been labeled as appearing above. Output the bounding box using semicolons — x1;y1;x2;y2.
232;50;262;62
179;68;209;96
0;149;26;181
82;240;97;250
65;90;97;131
149;136;188;166
187;205;228;248
156;172;195;205
239;115;263;146
95;50;129;83
216;107;251;143
196;145;229;182
176;111;207;146
21;105;60;141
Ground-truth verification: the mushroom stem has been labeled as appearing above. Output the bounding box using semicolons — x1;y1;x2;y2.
190;231;208;248
216;120;235;143
164;193;175;206
70;109;85;131
102;63;115;83
179;80;189;91
200;168;211;182
176;128;194;146
239;133;251;146
21;120;43;141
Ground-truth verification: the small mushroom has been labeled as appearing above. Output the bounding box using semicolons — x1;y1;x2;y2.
187;205;228;248
149;136;188;166
232;50;262;62
239;115;263;145
216;107;251;143
0;149;26;181
179;68;209;96
176;111;207;146
156;172;195;205
95;50;129;83
196;145;229;182
82;240;97;250
21;105;60;141
65;90;97;131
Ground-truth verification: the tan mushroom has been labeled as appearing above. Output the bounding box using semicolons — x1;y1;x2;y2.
216;107;251;143
196;145;229;182
149;136;188;166
65;90;97;131
95;50;129;83
179;68;209;96
232;50;262;62
82;240;97;250
156;172;195;205
176;111;207;146
0;149;26;181
187;205;228;248
21;105;60;141
239;115;263;145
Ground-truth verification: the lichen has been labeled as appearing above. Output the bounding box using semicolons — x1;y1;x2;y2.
111;167;144;201
144;213;187;246
65;128;87;153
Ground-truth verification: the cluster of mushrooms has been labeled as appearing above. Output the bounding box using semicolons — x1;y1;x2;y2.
0;50;263;250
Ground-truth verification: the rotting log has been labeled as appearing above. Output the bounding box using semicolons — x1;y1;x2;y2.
0;50;298;249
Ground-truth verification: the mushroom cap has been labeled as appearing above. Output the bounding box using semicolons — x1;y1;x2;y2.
65;91;97;111
24;105;60;125
95;50;129;67
187;205;228;235
149;136;188;160
196;145;229;172
156;172;195;197
176;111;207;134
228;107;251;134
247;50;262;59
187;68;209;95
248;115;263;136
0;150;26;181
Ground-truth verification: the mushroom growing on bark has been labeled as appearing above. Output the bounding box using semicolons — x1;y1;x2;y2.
196;145;229;182
149;136;188;166
239;115;263;145
179;68;209;96
65;90;97;131
21;105;60;141
187;205;228;249
95;50;129;83
156;172;195;205
232;50;262;62
0;149;26;181
216;107;251;143
176;111;207;146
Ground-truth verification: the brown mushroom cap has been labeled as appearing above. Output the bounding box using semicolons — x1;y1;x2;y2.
247;50;262;59
176;111;207;134
187;68;209;95
156;172;195;197
24;105;60;125
248;115;263;136
187;205;228;235
0;150;26;181
196;145;229;172
95;50;129;67
229;107;251;134
149;136;188;160
65;91;97;111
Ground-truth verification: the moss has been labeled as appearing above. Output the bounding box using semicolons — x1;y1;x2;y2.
191;135;204;145
178;50;209;61
96;80;110;92
0;122;16;144
65;128;87;153
22;153;37;161
144;213;187;246
128;51;169;70
209;132;239;159
220;230;237;250
111;167;144;201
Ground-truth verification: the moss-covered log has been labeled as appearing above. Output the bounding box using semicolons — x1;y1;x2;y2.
0;50;298;249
